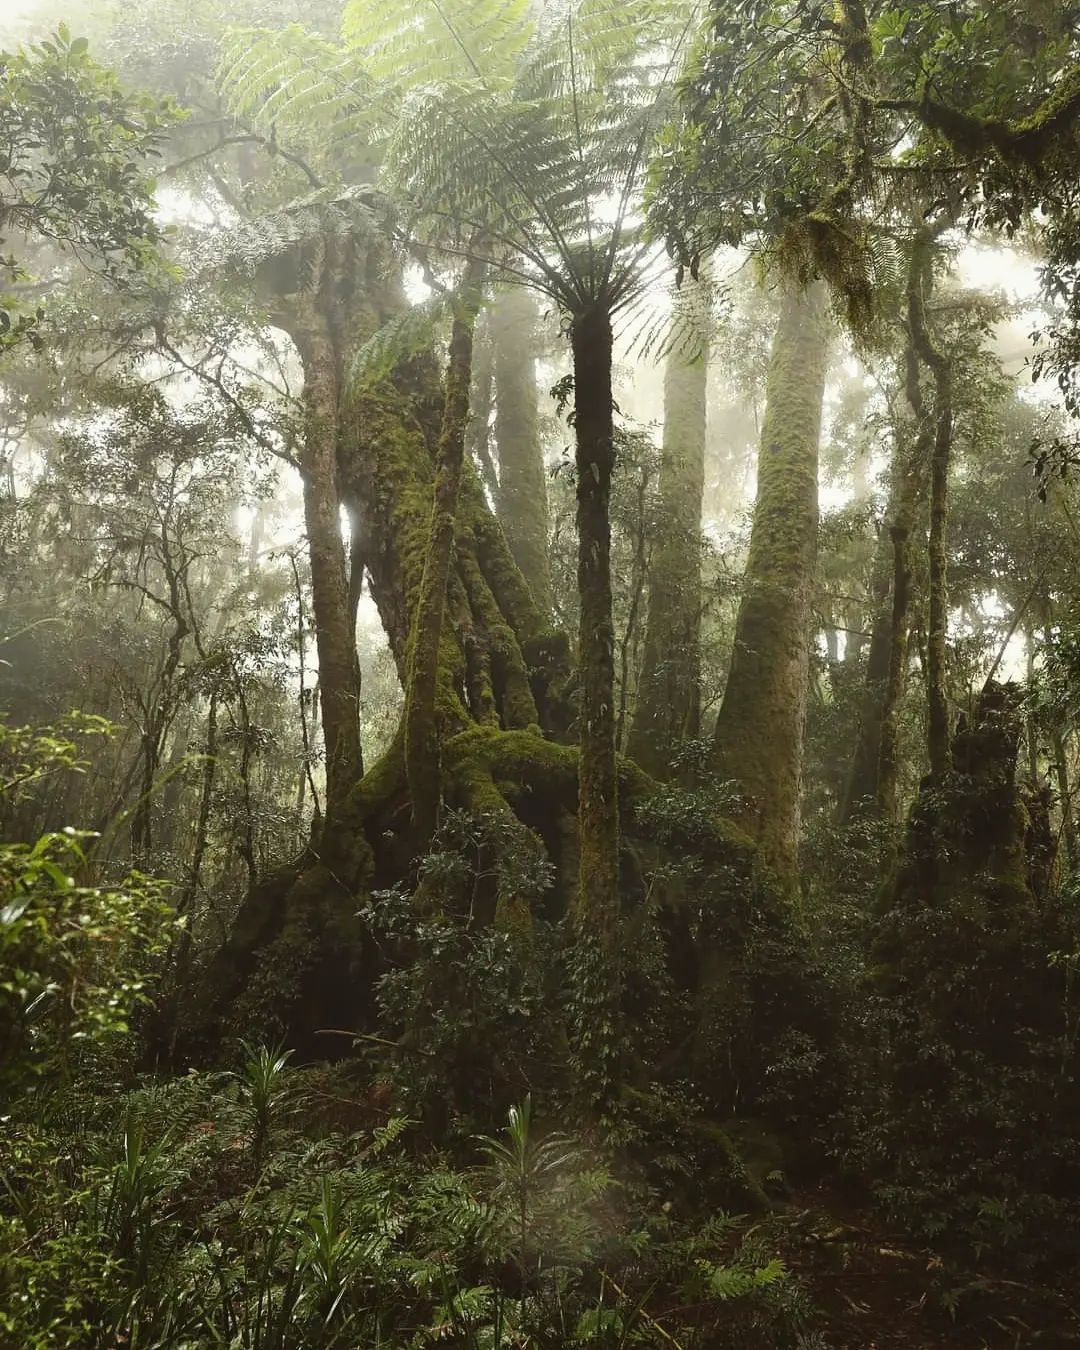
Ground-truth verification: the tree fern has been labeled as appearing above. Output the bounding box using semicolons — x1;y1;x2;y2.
216;0;705;313
340;0;534;88
193;186;384;280
218;24;380;159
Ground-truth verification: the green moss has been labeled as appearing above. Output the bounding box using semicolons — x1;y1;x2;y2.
712;279;830;890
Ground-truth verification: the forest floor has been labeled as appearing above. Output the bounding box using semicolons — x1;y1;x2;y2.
758;1185;1080;1348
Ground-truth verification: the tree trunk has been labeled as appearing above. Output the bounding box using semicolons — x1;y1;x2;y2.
839;523;893;820
925;380;952;779
908;266;953;780
405;257;487;841
290;293;363;833
182;232;574;1053
629;286;708;778
842;448;922;823
491;288;552;614
711;279;829;889
1041;621;1078;866
844;238;942;822
467;316;498;499
570;301;620;1106
876;513;915;821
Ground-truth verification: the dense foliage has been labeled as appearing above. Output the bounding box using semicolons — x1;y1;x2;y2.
4;1;1080;1344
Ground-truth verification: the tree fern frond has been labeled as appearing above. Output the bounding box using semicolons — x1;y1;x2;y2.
623;266;725;362
193;187;382;279
218;24;383;157
348;292;450;389
341;0;534;88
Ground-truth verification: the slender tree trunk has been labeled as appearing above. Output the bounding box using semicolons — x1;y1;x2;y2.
909;271;953;779
711;279;829;888
876;514;914;820
468;315;498;499
296;316;363;829
1025;629;1040;785
1051;725;1076;866
405;257;487;840
570;301;620;1107
491;288;552;613
159;708;194;852
186;692;218;917
629;286;708;778
842;461;917;821
1040;620;1079;866
847;236;943;821
925;388;952;776
844;446;873;669
617;465;651;752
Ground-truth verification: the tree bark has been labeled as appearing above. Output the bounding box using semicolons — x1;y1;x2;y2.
844;236;943;821
570;302;620;1106
1041;621;1078;866
405;256;487;841
711;279;829;889
491;288;553;614
842;451;920;822
467;315;498;499
908;264;953;780
289;289;363;833
629;285;708;779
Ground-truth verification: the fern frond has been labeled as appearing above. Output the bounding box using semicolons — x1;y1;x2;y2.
349;292;450;388
341;0;534;87
218;24;383;158
193;186;382;279
624;266;725;362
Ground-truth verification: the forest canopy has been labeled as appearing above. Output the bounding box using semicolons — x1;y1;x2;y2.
3;1;1080;1346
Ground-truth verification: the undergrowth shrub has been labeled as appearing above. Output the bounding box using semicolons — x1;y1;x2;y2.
0;828;175;1095
0;1052;819;1348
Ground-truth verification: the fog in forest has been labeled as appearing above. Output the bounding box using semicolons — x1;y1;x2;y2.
4;2;1080;1345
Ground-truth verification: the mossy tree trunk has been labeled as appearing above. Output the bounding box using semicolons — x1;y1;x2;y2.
491;288;553;614
1040;614;1078;867
629;283;708;779
181;230;574;1054
843;235;944;821
271;234;365;838
405;257;488;842
1050;722;1077;866
876;506;915;821
842;419;925;823
293;315;364;830
570;300;621;1108
711;279;829;889
467;315;498;498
